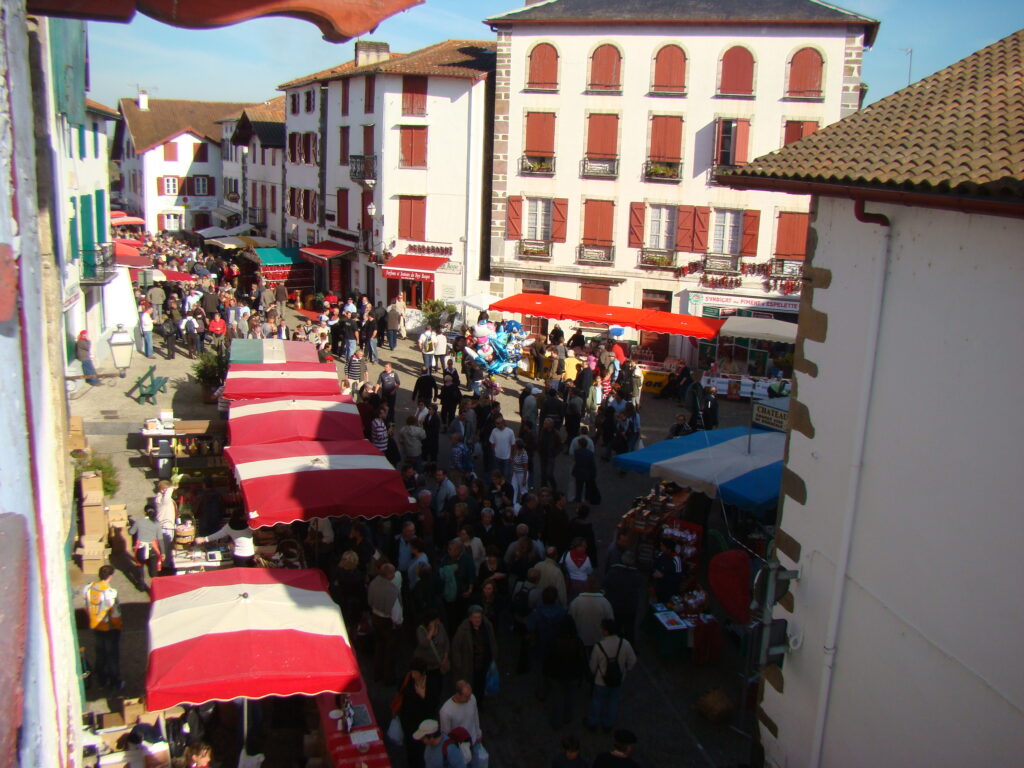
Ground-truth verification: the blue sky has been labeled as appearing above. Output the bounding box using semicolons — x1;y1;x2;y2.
87;0;1024;109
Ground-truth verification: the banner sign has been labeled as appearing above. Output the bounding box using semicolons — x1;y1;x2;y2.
753;403;789;431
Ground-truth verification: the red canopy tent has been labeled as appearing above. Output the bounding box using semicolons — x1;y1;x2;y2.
128;267;194;282
222;362;341;400
224;440;413;526
114;236;144;247
110;210;127;218
113;240;150;267
145;569;360;710
111;216;146;227
489;293;588;318
228;396;362;445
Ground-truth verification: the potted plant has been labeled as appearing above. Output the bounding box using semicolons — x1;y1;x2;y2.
646;163;679;179
192;349;229;403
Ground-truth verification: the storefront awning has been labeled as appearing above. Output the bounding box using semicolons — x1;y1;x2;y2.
719;316;797;344
207;236;278;250
381;254;448;282
113;241;149;267
299;240;355;265
246;247;307;267
211;205;240;223
111;216;145;227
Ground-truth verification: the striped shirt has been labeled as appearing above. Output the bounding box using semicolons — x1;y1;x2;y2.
370;418;389;452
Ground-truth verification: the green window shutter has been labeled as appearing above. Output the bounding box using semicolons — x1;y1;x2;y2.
69;201;79;261
94;189;106;245
80;194;95;274
78;125;87;159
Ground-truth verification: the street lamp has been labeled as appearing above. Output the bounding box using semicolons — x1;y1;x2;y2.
108;323;134;378
365;202;379;261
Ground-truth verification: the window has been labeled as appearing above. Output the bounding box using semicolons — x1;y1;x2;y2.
341;79;350;116
787;48;824;98
527;43;559;90
647;205;677;250
193;176;209;196
582;199;614;246
163;142;177;162
525;198;553;241
712;209;743;254
289;93;299;114
775;212;810;259
652;45;686;94
339;126;350;164
715;118;750;166
586;113;618;159
784;120;819;146
305;89;315;112
336;188;349;229
719;46;755;95
649;115;683;162
524;112;555;158
589;45;622;91
270;186;276;214
364;75;376;114
162;176;178;196
402;75;428;115
302;189;315;223
78;124;87;158
164;213;182;230
399;126;428;168
398;196;426;241
193;143;208;163
363;124;374;155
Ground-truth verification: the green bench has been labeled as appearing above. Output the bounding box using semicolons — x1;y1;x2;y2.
128;365;169;404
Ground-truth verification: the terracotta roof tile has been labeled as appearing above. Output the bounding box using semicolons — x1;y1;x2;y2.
119;97;256;153
85;98;119;120
278;39;496;90
719;29;1024;202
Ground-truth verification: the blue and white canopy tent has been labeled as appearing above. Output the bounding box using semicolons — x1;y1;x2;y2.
613;426;784;515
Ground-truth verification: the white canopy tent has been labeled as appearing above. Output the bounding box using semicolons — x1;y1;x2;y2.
719;316;798;344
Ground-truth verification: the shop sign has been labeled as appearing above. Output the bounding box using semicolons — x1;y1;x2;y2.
752;403;788;431
225;192;240;203
407;243;453;256
689;292;799;314
327;228;359;244
382;267;434;282
63;290;81;311
437;261;462;274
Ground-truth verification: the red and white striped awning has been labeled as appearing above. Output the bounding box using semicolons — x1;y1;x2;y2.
224;440;413;526
222;362;341;400
145;569;360;711
228;396;363;445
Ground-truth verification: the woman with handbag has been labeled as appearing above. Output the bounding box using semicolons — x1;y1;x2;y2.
394;658;437;768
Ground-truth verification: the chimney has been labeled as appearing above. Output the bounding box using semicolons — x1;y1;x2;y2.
137;90;149;111
354;41;390;67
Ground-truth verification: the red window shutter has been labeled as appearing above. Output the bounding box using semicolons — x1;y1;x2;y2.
341;79;350;116
628;202;645;248
337;188;348;229
583;199;614;246
528;43;558;89
411;197;426;241
650;115;682;162
260;185;267;212
788;48;823;97
364;75;375;114
693;206;710;252
398;197;411;239
720;46;755;95
586;114;618;159
339;126;350;164
157;214;165;230
302;133;312;164
675;205;695;251
551;198;568;242
506;196;522;240
580;283;610;305
524;112;555;156
270;185;276;214
776;212;810;259
363;125;374;155
740;209;760;256
653;45;686;92
413;127;427;167
734;119;751;165
402;75;428;115
193;143;208;162
783;121;804;146
163;143;177;161
207;176;215;197
589;45;621;90
180;176;189;195
156;176;164;196
400;127;412;166
361;189;372;231
801;121;819;138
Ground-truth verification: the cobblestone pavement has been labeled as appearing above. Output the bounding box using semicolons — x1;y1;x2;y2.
72;316;759;768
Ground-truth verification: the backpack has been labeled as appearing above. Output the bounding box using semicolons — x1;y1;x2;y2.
511;583;534;619
599;638;624;687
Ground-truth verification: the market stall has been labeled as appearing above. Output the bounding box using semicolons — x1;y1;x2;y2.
228;396;363;445
222;362;342;400
699;314;797;385
239;247;315;305
229;338;320;364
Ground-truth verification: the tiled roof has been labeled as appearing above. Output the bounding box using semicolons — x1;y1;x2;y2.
237;96;287;148
85;98;119;120
719;29;1024;203
487;0;878;43
119;97;256;153
278;39;496;90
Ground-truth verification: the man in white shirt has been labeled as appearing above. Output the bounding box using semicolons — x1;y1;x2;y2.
153;480;177;573
439;680;482;744
488;415;516;481
367;563;403;685
569;576;615;652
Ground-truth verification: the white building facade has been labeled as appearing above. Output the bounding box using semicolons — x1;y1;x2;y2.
486;0;875;363
230;96;287;243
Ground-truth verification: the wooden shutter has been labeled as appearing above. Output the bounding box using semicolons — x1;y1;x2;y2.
580;283;610;305
413;127;427;167
337;188;348;229
193;143;208;162
411;197;426;241
180;176;189;195
341;79;350;116
364;75;375;114
163;143;177;161
402;75;428;115
693;206;710;252
801;121;819;138
586;113;618;159
675;205;694;251
734;119;751;165
653;45;686;92
362;125;374;155
524;112;555;156
783;121;804;146
156;176;164;196
650;115;682;162
506;195;522;240
339;126;349;164
589;45;621;90
400;127;413;166
157;214;165;230
270;185;276;214
252;181;258;205
788;48;823;97
551;198;568;242
260;185;267;213
740;210;760;256
206;176;215;197
628;203;645;248
583;199;613;246
775;212;810;259
720;46;754;95
528;43;558;89
398;197;412;239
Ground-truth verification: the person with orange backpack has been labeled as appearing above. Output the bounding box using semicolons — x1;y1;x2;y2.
84;565;123;690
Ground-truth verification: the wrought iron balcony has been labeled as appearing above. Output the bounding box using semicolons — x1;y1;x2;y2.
771;259;804;278
643;160;682;183
703;253;742;274
581;156;619;178
638;248;677;269
576;243;615;265
350;154;377;182
247;206;266;226
519;155;555;176
80;243;118;285
517;239;553;260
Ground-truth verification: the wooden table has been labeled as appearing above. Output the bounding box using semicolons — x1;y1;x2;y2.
317;684;391;768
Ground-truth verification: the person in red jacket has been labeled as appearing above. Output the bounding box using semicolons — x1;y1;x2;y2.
207;311;227;350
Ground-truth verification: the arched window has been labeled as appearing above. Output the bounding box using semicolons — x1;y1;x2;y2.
652;45;686;93
787;48;823;97
719;46;755;95
589;44;622;91
527;43;559;90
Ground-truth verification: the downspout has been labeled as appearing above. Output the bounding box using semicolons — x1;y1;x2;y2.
808;198;891;767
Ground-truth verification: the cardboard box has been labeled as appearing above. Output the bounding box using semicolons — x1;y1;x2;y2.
119;697;145;725
96;727;129;753
80;474;104;506
81;504;107;536
106;504;129;527
98;712;125;730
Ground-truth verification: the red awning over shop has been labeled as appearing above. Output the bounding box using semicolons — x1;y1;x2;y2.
635;311;725;339
110;210;127;218
111;216;146;227
113;241;150;267
381;254;448;282
299;241;354;265
489;293;589;319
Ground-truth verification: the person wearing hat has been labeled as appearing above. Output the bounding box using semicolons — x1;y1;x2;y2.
593;730;640;767
75;330;102;385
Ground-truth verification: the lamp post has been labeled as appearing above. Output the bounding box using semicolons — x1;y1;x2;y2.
108;323;135;378
365;201;379;261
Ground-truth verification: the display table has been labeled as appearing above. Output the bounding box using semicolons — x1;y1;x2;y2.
141;419;226;456
317;685;391;767
645;604;720;662
172;548;228;575
700;375;790;400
